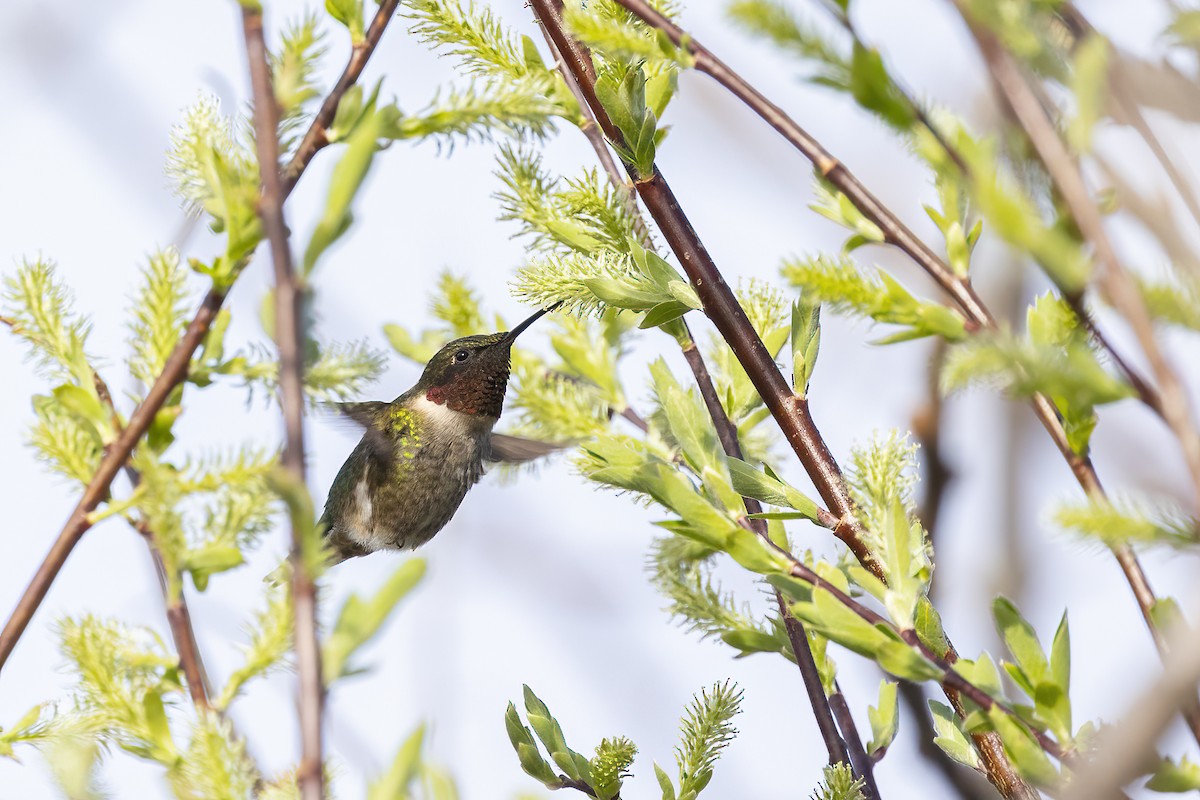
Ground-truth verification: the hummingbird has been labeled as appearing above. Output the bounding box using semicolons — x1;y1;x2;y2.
319;305;561;563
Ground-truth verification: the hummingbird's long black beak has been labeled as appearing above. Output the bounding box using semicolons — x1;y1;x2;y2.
501;302;562;345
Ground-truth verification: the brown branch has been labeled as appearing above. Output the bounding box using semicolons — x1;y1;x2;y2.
0;0;398;679
540;4;1038;795
611;0;1200;758
136;519;212;710
1057;3;1200;238
531;0;881;581
829;684;882;799
787;560;1067;762
242;7;324;800
538;12;861;777
912;340;951;542
0;287;226;673
957;10;1200;506
281;0;400;196
956;10;1200;747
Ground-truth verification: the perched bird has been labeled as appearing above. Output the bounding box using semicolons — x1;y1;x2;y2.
320;305;560;563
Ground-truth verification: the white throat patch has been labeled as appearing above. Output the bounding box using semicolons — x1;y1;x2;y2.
411;394;483;439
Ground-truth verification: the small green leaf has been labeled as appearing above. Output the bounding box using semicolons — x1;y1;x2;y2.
987;707;1059;786
928;700;980;769
324;559;427;681
993;597;1049;688
655;761;677;800
325;0;364;42
303;104;386;275
524;686;588;782
640;301;693;329
505;702;559;786
727;459;821;522
791;299;821;396
849;43;915;131
867;681;899;756
368;724;425;800
1147;756;1200;792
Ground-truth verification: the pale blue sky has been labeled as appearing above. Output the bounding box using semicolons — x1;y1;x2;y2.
1;1;1198;798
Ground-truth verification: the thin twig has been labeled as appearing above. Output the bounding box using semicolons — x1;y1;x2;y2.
912;341;951;542
538;14;862;777
0;288;226;673
282;0;401;195
957;9;1200;747
541;4;1035;794
0;1;399;678
829;685;882;799
242;7;324;800
958;10;1200;507
532;0;882;580
610;0;1197;759
1057;3;1200;237
136;519;212;710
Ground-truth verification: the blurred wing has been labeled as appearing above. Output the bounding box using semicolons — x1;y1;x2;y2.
326;401;396;462
487;433;567;464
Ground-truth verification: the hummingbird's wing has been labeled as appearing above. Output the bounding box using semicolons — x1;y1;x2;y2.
487;433;567;464
328;401;397;461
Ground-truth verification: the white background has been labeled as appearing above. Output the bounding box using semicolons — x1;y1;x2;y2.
1;0;1199;798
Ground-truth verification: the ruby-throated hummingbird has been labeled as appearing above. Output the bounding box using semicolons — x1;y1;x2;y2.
320;305;560;563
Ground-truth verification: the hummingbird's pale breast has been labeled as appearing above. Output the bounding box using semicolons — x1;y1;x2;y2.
319;305;562;563
325;395;494;559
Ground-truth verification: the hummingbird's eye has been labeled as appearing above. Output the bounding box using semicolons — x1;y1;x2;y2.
454;349;470;363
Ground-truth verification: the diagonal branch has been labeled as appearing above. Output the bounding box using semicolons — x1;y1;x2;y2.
533;4;1036;795
0;287;226;673
242;7;324;800
282;0;400;195
536;22;865;781
609;0;1200;751
956;8;1200;513
0;0;398;681
953;8;1200;748
530;0;881;581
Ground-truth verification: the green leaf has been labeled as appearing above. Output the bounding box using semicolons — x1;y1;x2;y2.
1147;756;1200;792
594;62;659;177
723;526;792;575
368;724;425;800
303;103;386;275
875;633;945;682
655;762;677;800
640;301;693;329
324;559;427;681
952;654;1003;700
791;588;889;659
791;299;821;396
915;595;950;657
523;686;590;783
51;384;111;443
993;597;1049;690
141;689;176;762
928;700;981;769
727;459;821;522
505;702;560;786
1049;612;1070;707
849;43;915;131
325;0;364;42
867;681;898;756
987;707;1059;786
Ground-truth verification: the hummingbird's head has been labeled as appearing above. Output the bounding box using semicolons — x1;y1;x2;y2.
417;305;556;418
